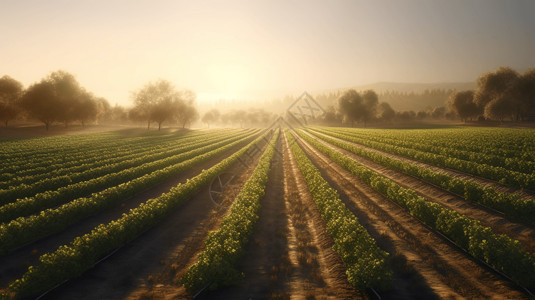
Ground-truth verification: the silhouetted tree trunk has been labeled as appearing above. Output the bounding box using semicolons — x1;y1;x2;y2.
147;120;150;130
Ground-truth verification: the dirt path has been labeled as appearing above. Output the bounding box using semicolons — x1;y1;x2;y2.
292;132;526;299
193;132;358;299
194;134;291;299
280;132;359;299
0;138;256;290
310;129;535;199
302;130;535;253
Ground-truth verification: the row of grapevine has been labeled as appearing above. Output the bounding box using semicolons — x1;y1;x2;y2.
0;130;249;206
0;130;225;188
306;129;535;226
287;131;393;290
0;131;246;205
323;127;535;161
0;131;259;255
0;131;120;159
313;127;535;190
0;131;254;223
325;128;534;174
0;131;168;174
1;131;273;299
0;129;226;179
297;130;535;287
181;130;280;292
1;132;236;198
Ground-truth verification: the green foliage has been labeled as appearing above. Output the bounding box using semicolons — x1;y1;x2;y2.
181;130;279;292
0;131;257;255
0;130;248;221
6;130;272;298
287;131;393;290
310;127;535;225
298;129;535;287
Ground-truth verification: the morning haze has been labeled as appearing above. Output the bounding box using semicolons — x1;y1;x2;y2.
1;0;534;106
1;1;535;299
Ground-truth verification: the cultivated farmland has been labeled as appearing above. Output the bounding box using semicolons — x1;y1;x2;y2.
0;126;534;299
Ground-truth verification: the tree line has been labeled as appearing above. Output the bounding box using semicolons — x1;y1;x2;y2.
316;89;455;127
0;71;199;130
201;108;276;128
448;67;535;122
0;71;104;129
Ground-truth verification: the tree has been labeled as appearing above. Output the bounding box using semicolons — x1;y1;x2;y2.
175;98;199;128
0;75;23;126
74;91;98;127
377;102;395;123
338;89;363;127
21;80;58;130
474;67;522;121
48;71;85;127
448;90;480;122
396;110;416;122
517;68;535;119
201;109;220;128
21;71;100;129
131;80;191;130
321;105;341;125
361;90;379;127
128;106;147;125
95;97;111;124
431;106;446;119
416;110;429;120
475;67;519;107
484;95;516;123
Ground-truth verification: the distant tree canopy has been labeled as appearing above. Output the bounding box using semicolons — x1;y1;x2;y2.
213;108;275;128
448;90;480;122
449;66;535;122
0;75;23;126
337;89;380;127
131;79;199;130
377;102;396;123
20;71;103;130
202;109;220;127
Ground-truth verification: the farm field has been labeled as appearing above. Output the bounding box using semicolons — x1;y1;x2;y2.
0;126;534;299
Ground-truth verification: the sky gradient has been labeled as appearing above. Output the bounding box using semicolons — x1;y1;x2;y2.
1;0;534;105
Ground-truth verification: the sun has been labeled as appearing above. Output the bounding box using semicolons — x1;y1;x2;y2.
206;64;253;99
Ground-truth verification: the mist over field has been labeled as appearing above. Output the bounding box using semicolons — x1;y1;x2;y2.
0;2;534;299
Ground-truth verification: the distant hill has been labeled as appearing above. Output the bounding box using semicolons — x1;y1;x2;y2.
351;81;477;93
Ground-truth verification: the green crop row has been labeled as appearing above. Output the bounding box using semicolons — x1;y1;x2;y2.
0;131;119;159
0;130;223;188
331;128;533;174
0;129;231;179
319;126;535;161
297;130;535;288
313;127;535;190
2;130;272;299
0;130;180;175
0;131;240;203
287;131;393;290
320;127;535;173
0;131;252;223
0;131;259;256
306;129;535;226
181;130;279;292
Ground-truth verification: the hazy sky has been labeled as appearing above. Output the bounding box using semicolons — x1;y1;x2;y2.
1;0;534;105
